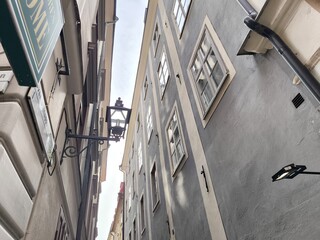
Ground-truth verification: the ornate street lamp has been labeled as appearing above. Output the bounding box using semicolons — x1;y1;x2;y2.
60;97;131;161
272;163;320;182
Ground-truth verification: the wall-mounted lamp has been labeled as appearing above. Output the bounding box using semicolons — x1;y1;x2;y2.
60;97;131;162
272;163;320;182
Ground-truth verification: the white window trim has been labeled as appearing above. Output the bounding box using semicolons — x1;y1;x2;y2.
187;16;236;128
165;103;188;176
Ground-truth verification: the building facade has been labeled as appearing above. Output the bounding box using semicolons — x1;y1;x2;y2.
0;0;117;239
121;0;320;240
107;182;124;240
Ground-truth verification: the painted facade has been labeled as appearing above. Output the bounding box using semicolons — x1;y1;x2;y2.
122;0;320;240
0;0;117;239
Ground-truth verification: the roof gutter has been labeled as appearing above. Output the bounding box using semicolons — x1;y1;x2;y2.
244;17;320;104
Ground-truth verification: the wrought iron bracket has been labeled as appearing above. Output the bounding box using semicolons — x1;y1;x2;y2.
60;129;119;165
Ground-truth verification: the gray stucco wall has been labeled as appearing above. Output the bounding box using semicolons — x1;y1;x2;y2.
145;8;212;240
163;0;320;240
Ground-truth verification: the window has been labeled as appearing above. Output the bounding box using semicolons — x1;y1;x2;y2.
132;172;135;198
158;51;170;96
190;27;228;115
146;104;153;140
133;218;137;240
151;161;160;210
140;195;146;233
128;187;132;211
136;114;140;132
54;207;69;240
173;0;192;33
167;108;186;172
152;22;160;54
143;77;148;100
138;142;143;171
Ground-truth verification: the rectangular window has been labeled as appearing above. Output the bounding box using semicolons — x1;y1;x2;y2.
173;0;192;33
152;22;160;55
138;142;143;171
190;28;228;115
54;207;69;240
151;162;160;210
133;218;137;240
143;77;148;100
140;195;145;233
146;104;153;140
132;172;135;198
167;109;186;172
158;51;170;96
128;187;132;211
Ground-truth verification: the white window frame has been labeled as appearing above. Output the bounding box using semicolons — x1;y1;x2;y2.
157;50;170;97
146;103;153;141
150;159;160;211
166;104;188;175
188;17;236;127
172;0;192;35
190;26;228;116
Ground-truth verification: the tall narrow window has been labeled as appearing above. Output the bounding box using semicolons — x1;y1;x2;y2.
143;77;148;100
138;142;143;171
133;218;137;240
140;195;146;233
158;51;170;96
132;172;135;198
151;162;160;210
153;22;160;54
128;187;132;211
173;0;192;33
167;109;186;172
54;208;69;240
146;104;153;140
190;28;228;115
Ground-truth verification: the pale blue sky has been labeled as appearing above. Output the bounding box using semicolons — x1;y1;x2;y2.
97;0;148;239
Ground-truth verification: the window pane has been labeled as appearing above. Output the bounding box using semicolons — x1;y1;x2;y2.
173;0;179;16
205;50;217;73
201;85;214;109
196;71;208;92
173;128;180;142
191;55;201;79
211;63;224;87
201;34;210;56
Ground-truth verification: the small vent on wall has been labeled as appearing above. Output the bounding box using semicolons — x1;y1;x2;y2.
292;93;304;108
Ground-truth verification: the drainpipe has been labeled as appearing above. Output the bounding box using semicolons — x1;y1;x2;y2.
244;17;320;104
237;0;257;19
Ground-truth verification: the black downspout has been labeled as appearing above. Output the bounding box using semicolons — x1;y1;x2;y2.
244;17;320;103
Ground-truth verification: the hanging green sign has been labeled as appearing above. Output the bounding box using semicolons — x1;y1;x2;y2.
0;0;64;86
